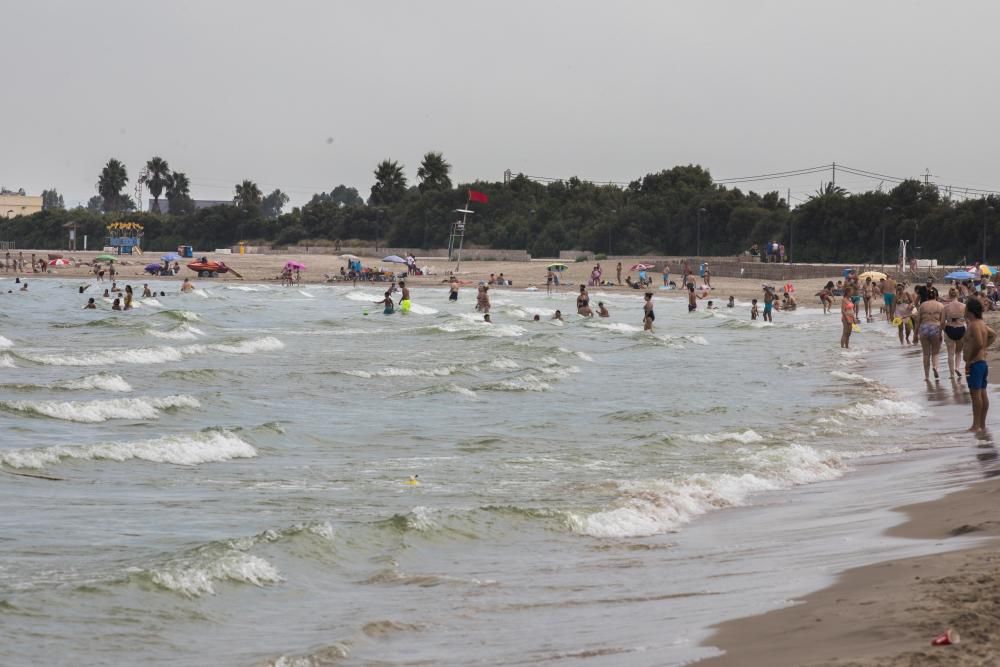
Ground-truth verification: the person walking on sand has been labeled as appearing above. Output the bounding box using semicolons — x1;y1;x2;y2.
943;287;967;379
963;298;996;432
840;286;857;348
616;262;622;286
662;264;670;287
915;289;945;381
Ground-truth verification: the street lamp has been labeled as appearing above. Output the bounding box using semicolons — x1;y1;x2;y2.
881;207;892;270
697;208;706;257
983;204;995;262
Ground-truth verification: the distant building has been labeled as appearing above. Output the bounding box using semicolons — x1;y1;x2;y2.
0;193;43;218
148;198;232;214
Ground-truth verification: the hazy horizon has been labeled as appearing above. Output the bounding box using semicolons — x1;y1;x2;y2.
3;0;999;210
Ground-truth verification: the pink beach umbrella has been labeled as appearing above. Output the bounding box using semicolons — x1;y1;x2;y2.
48;258;70;267
284;261;306;271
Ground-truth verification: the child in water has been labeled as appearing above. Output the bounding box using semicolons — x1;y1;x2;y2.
376;291;394;315
751;299;759;320
727;296;735;308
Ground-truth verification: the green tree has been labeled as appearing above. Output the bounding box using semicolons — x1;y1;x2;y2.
417;151;452;193
87;195;103;212
234;179;263;210
144;156;171;213
260;189;290;219
369;159;407;205
96;158;129;212
330;185;363;207
41;189;64;210
165;171;194;215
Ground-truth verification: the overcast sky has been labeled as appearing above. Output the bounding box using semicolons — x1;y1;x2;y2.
3;0;998;209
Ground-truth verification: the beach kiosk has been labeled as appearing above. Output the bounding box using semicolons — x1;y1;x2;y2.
106;221;144;255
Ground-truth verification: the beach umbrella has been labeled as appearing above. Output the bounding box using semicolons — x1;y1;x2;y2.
95;254;117;262
338;253;359;260
980;264;994;276
144;262;164;274
382;255;406;263
858;270;887;281
944;270;975;281
285;261;306;270
546;263;568;271
48;258;70;267
630;263;654;271
161;252;181;261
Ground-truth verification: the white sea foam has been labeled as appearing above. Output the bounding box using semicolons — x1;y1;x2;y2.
590;322;643;333
297;290;315;298
140;298;163;308
0;430;256;468
843;399;921;418
0;354;15;368
148;324;204;340
0;395;199;423
489;357;520;370
569;444;851;538
148;552;282;597
54;373;133;393
19;346;186;366
575;351;595;362
406;303;438;315
0;335;13;348
374;366;454;377
680;429;765;444
485;373;551;392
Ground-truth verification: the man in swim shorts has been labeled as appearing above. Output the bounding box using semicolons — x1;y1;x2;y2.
882;276;897;320
964;298;996;432
762;286;774;322
398;280;411;313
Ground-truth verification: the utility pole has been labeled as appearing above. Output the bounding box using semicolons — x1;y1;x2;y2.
831;162;836;188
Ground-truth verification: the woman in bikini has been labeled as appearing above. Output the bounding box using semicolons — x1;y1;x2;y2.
915;292;945;380
943;287;967;379
818;281;834;314
577;285;593;317
894;285;915;345
643;292;654;331
861;277;874;322
840;286;857;349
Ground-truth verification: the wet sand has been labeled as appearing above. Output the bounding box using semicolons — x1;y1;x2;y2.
697;479;1000;666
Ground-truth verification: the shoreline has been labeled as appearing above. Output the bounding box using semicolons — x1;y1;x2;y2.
696;321;1000;666
696;479;1000;666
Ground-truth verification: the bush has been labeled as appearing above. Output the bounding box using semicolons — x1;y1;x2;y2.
594;253;606;261
575;255;589;262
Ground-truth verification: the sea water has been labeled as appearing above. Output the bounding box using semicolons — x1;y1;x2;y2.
0;279;989;666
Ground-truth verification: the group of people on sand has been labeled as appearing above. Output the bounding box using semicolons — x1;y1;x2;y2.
837;271;996;432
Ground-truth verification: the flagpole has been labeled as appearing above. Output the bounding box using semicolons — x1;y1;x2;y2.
456;194;469;272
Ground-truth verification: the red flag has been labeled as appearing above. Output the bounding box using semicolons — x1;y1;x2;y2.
468;189;489;204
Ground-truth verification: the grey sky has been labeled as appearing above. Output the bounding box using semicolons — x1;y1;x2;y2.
3;0;999;209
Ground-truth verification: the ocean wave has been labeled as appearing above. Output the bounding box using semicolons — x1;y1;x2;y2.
147;324;204;340
18;336;282;366
488;357;520;370
567;444;856;538
587;322;643;333
0;430;256;468
0;353;15;368
0;335;12;348
159;309;201;322
480;373;551;392
54;373;133;393
842;398;921;418
145;552;281;597
0;394;200;423
674;429;765;445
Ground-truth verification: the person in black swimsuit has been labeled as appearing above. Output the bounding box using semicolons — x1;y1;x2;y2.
643;292;655;331
577;285;593;317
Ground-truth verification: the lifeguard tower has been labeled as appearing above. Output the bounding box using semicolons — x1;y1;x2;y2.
106;221;144;255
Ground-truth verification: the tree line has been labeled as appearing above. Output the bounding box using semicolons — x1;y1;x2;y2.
7;154;1000;264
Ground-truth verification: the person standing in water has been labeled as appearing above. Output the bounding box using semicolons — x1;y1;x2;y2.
577;285;593;317
943;287;967;379
597;302;609;317
964;298;996;432
616;262;622;286
915;287;944;380
376;291;395;315
398;280;411;314
643;291;655;327
448;277;459;301
762;286;775;322
476;284;491;313
840;286;857;348
687;284;698;312
123;285;134;311
862;277;874;322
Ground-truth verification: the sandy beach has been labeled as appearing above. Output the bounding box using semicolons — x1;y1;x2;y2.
697;323;1000;667
11;250;833;304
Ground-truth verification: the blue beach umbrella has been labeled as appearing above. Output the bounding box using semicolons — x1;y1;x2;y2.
382;255;406;263
943;270;975;281
161;253;181;262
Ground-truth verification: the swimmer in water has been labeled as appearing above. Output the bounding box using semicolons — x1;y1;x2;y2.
576;285;593;317
180;278;194;293
727;296;735;308
597;302;609;317
123;285;133;311
533;314;540;321
406;475;420;486
111;297;122;311
751;299;759;320
142;283;152;297
19;281;27;291
376;291;395;315
83;297;96;309
448;276;459;301
552;310;563;321
103;289;110;298
484;313;491;323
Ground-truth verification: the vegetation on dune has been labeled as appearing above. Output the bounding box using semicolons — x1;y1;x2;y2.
4;156;999;263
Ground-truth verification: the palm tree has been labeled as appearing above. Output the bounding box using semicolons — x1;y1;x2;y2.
416;151;452;193
369;159;407;205
144;157;171;213
165;172;192;214
234;179;263;210
96;158;129;212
